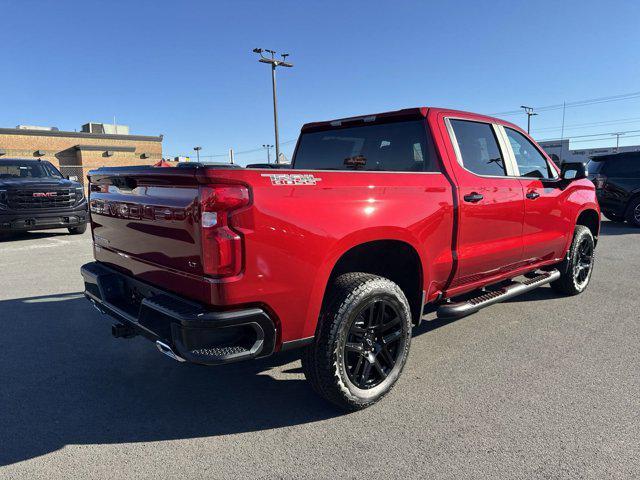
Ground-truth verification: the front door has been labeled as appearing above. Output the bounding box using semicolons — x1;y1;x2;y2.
502;126;571;264
445;118;525;287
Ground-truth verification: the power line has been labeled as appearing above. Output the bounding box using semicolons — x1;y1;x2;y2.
533;116;640;133
538;128;640;143
491;90;640;116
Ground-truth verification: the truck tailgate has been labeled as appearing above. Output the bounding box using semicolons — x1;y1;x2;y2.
88;167;205;290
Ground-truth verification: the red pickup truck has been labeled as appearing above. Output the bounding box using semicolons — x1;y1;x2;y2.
81;107;600;410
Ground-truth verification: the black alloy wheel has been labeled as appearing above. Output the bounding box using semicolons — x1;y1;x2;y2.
301;272;412;410
573;236;594;290
344;299;404;390
551;225;595;296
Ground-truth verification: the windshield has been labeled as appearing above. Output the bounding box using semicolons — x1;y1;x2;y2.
587;160;604;175
293;120;439;172
0;160;63;179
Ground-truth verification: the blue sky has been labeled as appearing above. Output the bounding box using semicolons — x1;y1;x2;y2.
1;0;639;164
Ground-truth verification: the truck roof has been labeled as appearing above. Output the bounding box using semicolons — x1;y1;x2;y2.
300;107;521;133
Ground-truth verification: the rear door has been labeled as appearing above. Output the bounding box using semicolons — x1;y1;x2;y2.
444;117;525;287
501;126;571;264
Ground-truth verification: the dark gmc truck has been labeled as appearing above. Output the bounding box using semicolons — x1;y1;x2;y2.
0;159;88;236
81;107;600;410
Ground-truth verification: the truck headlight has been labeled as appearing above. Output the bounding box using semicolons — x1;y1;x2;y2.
75;187;85;201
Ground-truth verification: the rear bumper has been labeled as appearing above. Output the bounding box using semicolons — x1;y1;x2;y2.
0;205;88;231
81;262;276;365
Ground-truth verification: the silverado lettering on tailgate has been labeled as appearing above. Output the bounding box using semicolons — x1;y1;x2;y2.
90;200;191;221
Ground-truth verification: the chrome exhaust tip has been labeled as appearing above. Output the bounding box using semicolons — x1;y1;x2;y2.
155;341;186;363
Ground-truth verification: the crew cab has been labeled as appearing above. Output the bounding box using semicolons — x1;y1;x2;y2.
81;107;600;410
0;159;88;236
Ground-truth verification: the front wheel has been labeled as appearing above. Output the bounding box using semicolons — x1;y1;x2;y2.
551;225;595;296
301;273;412;411
625;197;640;227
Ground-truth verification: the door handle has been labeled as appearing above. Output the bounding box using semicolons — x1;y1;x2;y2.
526;191;540;200
463;192;484;203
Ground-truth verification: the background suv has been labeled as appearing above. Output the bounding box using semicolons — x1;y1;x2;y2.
589;152;640;226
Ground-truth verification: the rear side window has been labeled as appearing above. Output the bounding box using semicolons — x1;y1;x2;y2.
601;159;640;177
450;119;506;176
505;128;554;179
293;120;439;172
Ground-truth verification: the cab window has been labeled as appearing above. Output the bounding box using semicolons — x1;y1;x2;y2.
449;119;506;176
505;128;554;179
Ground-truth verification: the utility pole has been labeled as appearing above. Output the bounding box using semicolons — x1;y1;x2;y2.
520;106;538;134
262;144;274;163
193;146;201;162
613;132;624;152
229;148;235;164
253;48;293;164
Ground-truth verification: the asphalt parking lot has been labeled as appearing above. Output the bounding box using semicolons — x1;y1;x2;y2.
0;221;638;479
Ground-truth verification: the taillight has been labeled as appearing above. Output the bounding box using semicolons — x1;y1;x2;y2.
593;175;606;189
199;184;250;277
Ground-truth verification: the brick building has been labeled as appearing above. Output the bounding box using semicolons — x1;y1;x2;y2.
0;123;163;185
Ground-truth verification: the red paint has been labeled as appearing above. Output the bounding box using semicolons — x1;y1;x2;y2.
87;107;600;347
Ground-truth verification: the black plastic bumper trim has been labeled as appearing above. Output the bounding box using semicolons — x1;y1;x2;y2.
81;261;276;365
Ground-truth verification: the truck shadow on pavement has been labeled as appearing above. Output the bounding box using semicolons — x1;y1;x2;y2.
599;220;639;236
0;230;76;243
0;293;341;466
0;291;515;466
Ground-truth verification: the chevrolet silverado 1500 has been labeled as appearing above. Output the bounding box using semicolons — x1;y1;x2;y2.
81;107;600;410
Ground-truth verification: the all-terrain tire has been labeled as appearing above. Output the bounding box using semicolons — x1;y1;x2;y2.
301;272;412;411
551;225;595;296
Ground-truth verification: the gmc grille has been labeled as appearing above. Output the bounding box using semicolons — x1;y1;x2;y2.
6;188;77;210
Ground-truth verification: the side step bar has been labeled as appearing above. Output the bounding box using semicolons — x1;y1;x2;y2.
437;270;561;320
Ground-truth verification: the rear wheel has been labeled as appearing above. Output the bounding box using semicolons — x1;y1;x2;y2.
68;223;87;235
551;225;595;296
625;197;640;227
301;273;412;411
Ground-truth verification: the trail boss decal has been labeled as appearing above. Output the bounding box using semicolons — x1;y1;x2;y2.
261;173;322;186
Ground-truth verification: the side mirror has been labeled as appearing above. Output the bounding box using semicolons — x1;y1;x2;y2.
561;162;587;181
67;175;78;181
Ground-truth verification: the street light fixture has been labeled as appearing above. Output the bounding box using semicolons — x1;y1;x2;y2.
193;146;202;162
253;48;293;164
520;105;538;134
262;144;274;163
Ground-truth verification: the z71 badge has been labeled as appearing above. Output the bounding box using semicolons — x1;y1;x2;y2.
261;173;322;186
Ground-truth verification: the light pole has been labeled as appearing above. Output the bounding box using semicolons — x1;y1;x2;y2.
253;48;293;164
193;146;202;162
262;144;274;163
520;105;538;134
